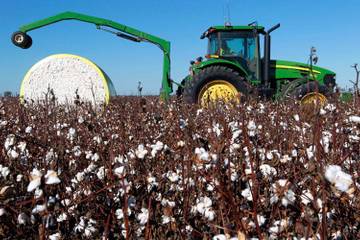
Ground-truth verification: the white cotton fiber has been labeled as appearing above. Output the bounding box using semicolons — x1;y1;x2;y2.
20;54;116;106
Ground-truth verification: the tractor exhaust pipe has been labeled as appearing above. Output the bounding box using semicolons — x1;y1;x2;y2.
263;23;280;87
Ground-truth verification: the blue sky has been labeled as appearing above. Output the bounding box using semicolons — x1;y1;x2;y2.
1;0;359;95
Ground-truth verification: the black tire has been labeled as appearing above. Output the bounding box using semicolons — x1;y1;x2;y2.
176;79;186;98
290;81;330;100
11;31;32;49
182;65;249;104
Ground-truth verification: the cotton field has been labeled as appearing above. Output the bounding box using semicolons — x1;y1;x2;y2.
0;97;359;239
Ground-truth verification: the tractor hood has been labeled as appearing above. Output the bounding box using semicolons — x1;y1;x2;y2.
272;59;336;84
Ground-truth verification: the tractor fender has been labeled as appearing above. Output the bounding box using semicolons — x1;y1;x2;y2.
193;59;249;79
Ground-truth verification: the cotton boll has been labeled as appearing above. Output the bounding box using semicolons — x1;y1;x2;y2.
259;164;277;177
34;188;43;199
72;146;82;157
196;202;206;215
204;208;215;221
49;233;61;240
325;165;342;183
334;171;353;192
203;196;212;208
241;188;253;201
84;225;96;237
257;215;266;226
281;189;296;207
206;184;215;192
280;154;291;163
8;149;19;159
247;120;256;136
151;141;164;157
162;215;175;224
195;147;209;161
57;213;68;222
18;213;29;225
177;140;185;147
277;179;288;187
16;174;23;182
320;108;327;115
93;136;102;144
349;116;360;123
325;165;353;192
27;168;42;192
91;153;100;162
166;171;180;182
135;144;148;159
0;208;6;216
213;235;227;240
270;194;279;204
4;134;15;151
212;123;221;137
301;190;314;205
17;141;27;152
306;145;315;159
0;165;10;179
266;151;273;160
45;170;61;185
293;114;300;121
116;209;124;220
325;103;336;112
96;166;105;180
67;128;76;141
137;208;149;225
32;204;46;214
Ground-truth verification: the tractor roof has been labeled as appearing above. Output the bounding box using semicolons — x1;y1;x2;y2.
201;25;265;39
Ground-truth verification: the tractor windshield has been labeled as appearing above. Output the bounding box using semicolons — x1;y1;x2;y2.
208;31;256;60
208;31;259;78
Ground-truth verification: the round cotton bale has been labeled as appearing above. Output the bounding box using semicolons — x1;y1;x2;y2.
20;54;116;106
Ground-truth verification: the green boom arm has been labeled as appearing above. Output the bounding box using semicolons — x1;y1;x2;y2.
16;11;172;99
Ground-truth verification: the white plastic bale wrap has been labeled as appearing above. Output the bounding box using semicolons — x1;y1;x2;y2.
20;54;116;105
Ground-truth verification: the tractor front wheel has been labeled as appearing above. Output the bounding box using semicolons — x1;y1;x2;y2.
183;66;249;106
290;81;330;106
11;31;32;49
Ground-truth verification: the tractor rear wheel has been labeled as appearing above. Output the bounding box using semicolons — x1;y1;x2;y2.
182;66;249;106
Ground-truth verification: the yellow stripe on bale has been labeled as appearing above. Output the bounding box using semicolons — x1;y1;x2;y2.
20;54;111;105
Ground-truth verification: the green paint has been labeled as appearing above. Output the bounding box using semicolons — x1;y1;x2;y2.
18;11;172;100
193;58;249;76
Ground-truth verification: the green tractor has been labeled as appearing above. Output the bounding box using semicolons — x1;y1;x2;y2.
11;12;336;105
179;23;336;105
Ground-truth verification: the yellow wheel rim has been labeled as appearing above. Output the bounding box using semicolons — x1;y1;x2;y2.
300;92;327;106
198;80;240;106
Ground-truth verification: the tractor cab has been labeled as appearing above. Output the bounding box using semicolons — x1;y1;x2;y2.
201;25;265;81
